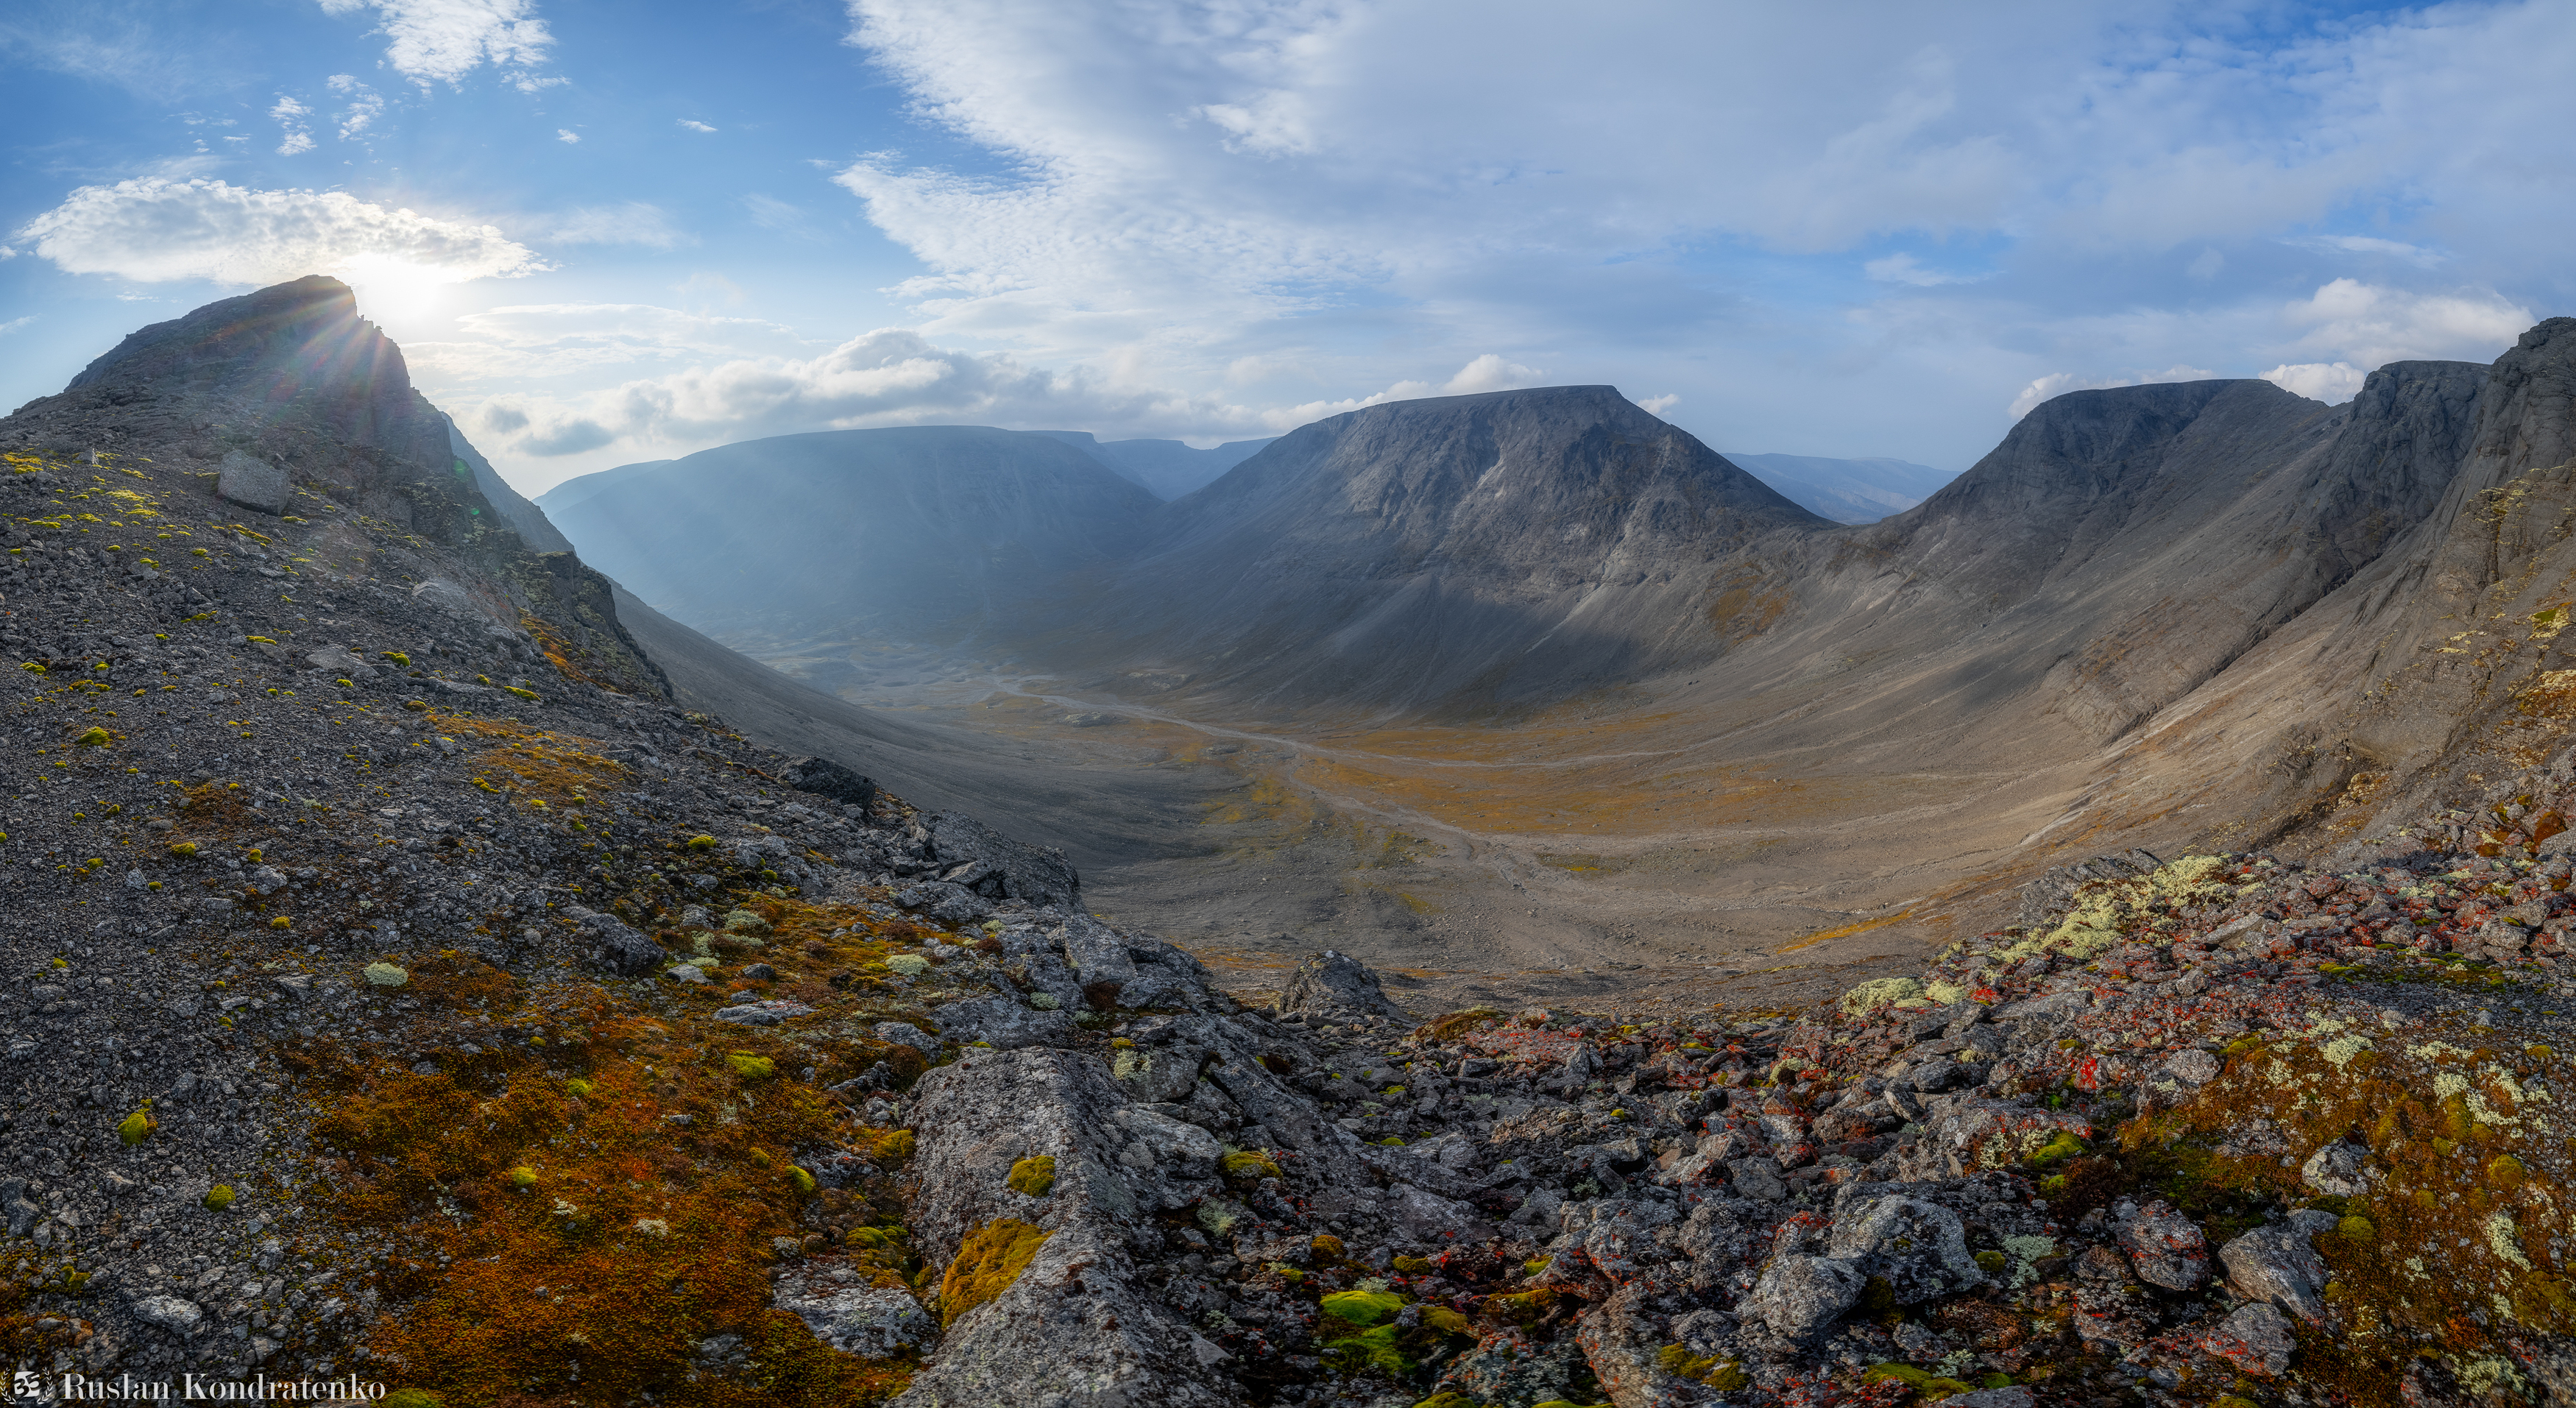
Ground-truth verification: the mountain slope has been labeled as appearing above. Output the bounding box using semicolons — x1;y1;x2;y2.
548;426;1163;646
1064;386;1830;712
1722;451;1954;523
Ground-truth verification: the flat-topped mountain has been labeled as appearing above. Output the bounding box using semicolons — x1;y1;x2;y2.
547;426;1161;646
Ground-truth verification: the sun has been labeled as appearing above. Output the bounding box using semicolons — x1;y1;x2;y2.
337;255;456;325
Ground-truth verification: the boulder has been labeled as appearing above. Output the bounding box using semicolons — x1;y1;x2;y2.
1741;1253;1863;1345
779;754;879;810
924;811;1080;908
1273;950;1406;1022
1823;1189;1985;1303
2116;1199;2209;1290
2220;1210;2338;1324
216;450;289;514
561;905;663;977
891;1047;1236;1407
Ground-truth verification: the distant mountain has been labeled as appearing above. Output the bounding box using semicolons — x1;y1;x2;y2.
1032;431;1276;500
1721;451;1955;523
545;427;1161;645
536;459;673;517
1072;386;1830;711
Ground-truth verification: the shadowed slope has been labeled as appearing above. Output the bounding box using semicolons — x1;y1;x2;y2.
553;426;1163;646
1064;386;1828;714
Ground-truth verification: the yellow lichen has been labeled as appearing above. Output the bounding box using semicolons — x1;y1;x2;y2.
938;1218;1052;1329
1006;1155;1057;1197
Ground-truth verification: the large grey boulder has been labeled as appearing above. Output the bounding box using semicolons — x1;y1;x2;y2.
1824;1189;1986;1303
890;1046;1236;1407
781;754;878;810
925;811;1080;908
1741;1253;1863;1345
2220;1210;2338;1325
1273;949;1406;1022
216;449;290;514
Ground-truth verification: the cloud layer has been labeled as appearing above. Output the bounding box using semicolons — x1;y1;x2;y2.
17;179;544;286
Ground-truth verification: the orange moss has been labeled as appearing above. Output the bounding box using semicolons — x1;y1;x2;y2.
289;980;905;1406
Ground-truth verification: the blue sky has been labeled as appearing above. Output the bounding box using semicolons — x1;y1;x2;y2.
4;1;2574;494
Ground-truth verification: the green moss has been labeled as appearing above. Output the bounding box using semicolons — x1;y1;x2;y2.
1320;1289;1405;1326
1325;1321;1412;1376
686;835;718;851
505;1167;540;1189
789;1165;818;1195
727;1053;776;1080
380;1390;442;1408
1221;1150;1284;1185
74;726;108;747
202;1185;235;1211
1391;1254;1433;1274
1007;1155;1057;1197
1975;1250;2007;1275
2025;1131;2085;1167
938;1218;1052;1328
116;1106;155;1146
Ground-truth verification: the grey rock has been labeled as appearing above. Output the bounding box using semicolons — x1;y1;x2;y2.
1112;1104;1222;1179
774;1276;933;1359
779;755;879;811
932;994;1076;1050
924;811;1080;908
216;450;289;515
561;905;663;977
1273;949;1406;1022
874;1022;940;1055
2300;1139;2368;1198
1742;1253;1863;1345
2221;1210;2338;1324
2158;1048;2221;1088
1823;1190;1984;1303
713;1000;814;1027
2206;1301;2296;1377
895;881;992;925
2116;1198;2209;1290
132;1294;205;1334
1942;1390;2037;1408
303;644;378;680
891;1046;1236;1407
1727;1156;1788;1201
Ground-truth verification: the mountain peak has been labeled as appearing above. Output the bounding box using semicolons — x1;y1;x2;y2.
60;275;447;473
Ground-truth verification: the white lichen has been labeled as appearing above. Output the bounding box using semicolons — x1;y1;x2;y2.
2485;1211;2532;1270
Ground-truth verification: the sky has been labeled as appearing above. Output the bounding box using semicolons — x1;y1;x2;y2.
2;1;2572;495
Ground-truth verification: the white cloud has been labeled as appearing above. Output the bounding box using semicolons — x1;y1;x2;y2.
556;128;579;143
328;74;386;140
2284;233;2444;267
677;118;716;132
0;316;32;336
405;302;802;379
2260;361;2367;404
2008;364;2216;420
270;95;314;155
2276;278;2531;369
1864;252;1986;286
15;177;547;286
528;202;690;250
317;0;556;89
1260;356;1551;429
1634;394;1679;417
